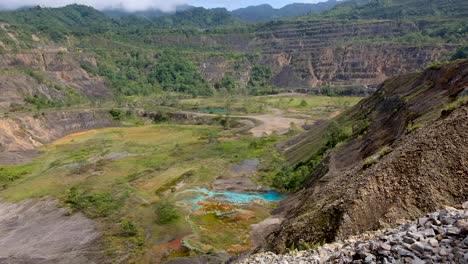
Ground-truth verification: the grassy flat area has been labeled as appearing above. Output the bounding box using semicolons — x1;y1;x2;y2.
179;94;363;118
0;123;283;261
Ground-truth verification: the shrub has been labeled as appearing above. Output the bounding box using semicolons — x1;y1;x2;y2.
451;46;468;60
272;165;310;191
154;200;179;224
150;112;169;123
444;96;468;112
65;187;123;217
198;129;219;144
427;61;444;70
119;220;138;237
25;94;61;109
378;146;392;156
406;122;421;133
109;109;124;120
25;69;45;84
299;99;308;107
363;155;378;168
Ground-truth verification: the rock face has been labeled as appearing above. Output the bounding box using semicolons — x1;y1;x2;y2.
0;49;111;111
0;47;116;164
257;60;468;253
0;198;107;264
238;205;468;263
0;109;117;164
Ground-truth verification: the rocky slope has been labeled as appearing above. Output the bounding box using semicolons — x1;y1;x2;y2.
254;60;468;254
0;48;111;111
0;31;115;164
239;203;468;263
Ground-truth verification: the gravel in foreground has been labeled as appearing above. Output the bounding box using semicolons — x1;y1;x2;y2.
239;202;468;264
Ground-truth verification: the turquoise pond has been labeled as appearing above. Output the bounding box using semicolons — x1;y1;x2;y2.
183;187;286;204
198;108;230;114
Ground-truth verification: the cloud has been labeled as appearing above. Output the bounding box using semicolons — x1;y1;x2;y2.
0;0;188;12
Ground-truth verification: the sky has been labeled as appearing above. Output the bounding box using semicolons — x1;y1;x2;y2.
0;0;326;12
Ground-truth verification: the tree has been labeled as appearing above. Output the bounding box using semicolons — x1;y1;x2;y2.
248;65;272;88
451;46;468;60
215;76;237;93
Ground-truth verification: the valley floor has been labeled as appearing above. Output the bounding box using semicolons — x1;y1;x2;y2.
0;94;363;263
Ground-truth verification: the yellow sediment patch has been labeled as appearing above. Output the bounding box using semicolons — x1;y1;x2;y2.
54;130;97;143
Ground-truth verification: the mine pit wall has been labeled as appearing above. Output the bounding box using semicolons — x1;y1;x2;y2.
0;109;116;153
161;20;457;92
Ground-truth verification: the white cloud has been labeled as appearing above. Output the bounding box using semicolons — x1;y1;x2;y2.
0;0;188;12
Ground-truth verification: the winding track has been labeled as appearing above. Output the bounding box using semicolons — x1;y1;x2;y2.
181;107;306;137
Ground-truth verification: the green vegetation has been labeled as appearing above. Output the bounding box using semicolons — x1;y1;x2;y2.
65;187;126;218
444;95;468;112
272;116;368;191
215;76;237;93
154;200;180;224
452;46;468;60
0;0;465;101
119;220;139;237
248;65;273;95
272;165;310;191
378;146;393;156
363;155;379;168
427;61;445;70
0;164;34;187
150;52;212;96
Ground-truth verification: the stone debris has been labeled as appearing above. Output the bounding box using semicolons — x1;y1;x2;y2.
238;204;468;263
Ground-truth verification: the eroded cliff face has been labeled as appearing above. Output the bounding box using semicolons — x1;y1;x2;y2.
0;49;111;111
257;60;468;253
0;109;116;164
263;44;451;90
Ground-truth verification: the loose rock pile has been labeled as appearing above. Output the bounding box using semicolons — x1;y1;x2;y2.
239;203;468;263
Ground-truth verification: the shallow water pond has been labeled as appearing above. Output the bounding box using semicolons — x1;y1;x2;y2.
183;187;286;205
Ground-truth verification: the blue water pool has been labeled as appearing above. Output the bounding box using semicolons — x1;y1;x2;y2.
183;187;286;204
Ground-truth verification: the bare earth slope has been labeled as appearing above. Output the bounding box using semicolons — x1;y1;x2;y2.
0;198;106;264
258;60;468;253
